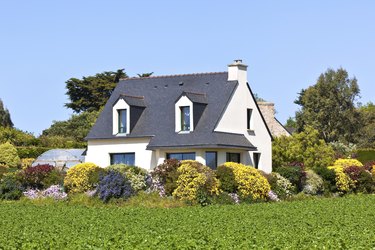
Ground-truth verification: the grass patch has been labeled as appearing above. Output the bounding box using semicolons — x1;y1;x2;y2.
0;195;374;248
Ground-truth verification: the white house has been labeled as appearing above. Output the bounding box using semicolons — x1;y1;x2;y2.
85;60;273;173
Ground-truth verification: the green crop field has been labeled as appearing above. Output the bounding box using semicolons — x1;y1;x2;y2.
1;195;375;249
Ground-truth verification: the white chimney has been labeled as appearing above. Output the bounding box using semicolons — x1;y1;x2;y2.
228;59;248;82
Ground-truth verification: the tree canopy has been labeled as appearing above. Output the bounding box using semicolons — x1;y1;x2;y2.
295;68;361;143
65;69;128;113
357;102;375;148
0;99;13;128
42;110;100;143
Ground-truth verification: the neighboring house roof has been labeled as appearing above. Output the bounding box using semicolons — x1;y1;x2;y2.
86;72;256;150
257;101;291;137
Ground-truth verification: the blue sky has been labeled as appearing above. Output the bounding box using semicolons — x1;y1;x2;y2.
1;1;374;135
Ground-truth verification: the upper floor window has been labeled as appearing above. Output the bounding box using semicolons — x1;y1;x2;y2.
180;106;190;131
247;108;253;130
118;109;127;134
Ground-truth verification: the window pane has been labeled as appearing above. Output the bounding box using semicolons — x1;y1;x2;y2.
247;109;252;130
205;151;217;169
110;153;135;166
180;106;190;131
182;153;195;160
254;153;261;169
118;109;127;133
166;152;195;161
226;153;240;163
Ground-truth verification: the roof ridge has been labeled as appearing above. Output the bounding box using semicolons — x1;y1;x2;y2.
120;71;227;81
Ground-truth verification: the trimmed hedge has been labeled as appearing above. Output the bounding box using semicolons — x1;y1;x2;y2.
16;147;52;159
356;149;375;164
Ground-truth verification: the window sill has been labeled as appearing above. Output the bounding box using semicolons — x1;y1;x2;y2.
115;133;128;137
178;131;191;134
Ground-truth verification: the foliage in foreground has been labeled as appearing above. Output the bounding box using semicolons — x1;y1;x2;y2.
0;195;374;249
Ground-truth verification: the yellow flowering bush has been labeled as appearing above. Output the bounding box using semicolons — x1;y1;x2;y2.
172;160;220;203
333;159;363;168
328;165;352;193
218;162;270;200
64;162;103;193
21;158;35;169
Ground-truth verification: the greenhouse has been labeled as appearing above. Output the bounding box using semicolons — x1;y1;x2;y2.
32;149;85;170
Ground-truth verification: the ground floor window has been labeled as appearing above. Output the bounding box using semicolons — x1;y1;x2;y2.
205;151;217;169
110;153;135;165
166;152;196;161
253;152;261;169
226;153;240;163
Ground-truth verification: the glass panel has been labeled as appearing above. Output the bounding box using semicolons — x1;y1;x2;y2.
180;106;190;131
205;151;217;169
226;153;240;163
110;153;135;166
166;153;195;161
254;153;261;169
247;109;253;130
118;109;127;133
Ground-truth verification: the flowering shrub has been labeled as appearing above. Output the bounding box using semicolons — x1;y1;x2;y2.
21;158;35;169
268;190;280;202
19;164;57;189
275;164;306;192
333;159;363;168
152;159;181;196
97;170;133;202
64;162;103;193
0;172;23;200
363;161;375;172
23;185;67;200
328;166;352;193
302;170;324;195
172;160;220;203
0;142;20;168
107;164;149;192
217;162;270;200
266;172;295;199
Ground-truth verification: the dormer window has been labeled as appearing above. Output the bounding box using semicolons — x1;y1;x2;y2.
118;109;127;133
180;106;190;131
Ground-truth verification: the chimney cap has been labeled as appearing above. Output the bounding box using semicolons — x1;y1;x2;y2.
228;59;248;69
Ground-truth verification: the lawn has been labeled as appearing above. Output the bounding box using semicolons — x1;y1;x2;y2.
0;195;374;249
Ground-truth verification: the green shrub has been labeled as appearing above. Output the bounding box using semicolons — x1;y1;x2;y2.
172;160;220;204
272;126;335;170
16;146;51;159
107;164;149;192
217;162;270;200
0;165;7;180
275;165;306;192
64;162;103;193
302;170;324;195
0;142;21;168
265;172;295;199
314;166;337;193
216;164;236;193
152;159;181;196
355;170;374;194
210;192;236;205
356;149;375;164
0;172;23;200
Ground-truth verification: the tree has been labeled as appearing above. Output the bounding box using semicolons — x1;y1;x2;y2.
42;110;100;143
65;69;127;113
295;68;361;143
137;72;154;78
0;99;13;128
0;127;37;147
272;126;335;170
284;117;297;129
357;102;375;148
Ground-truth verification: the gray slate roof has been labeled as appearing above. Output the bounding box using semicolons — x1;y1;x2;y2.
87;72;256;150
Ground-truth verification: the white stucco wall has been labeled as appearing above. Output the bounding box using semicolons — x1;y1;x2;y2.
85;138;152;169
214;63;272;173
